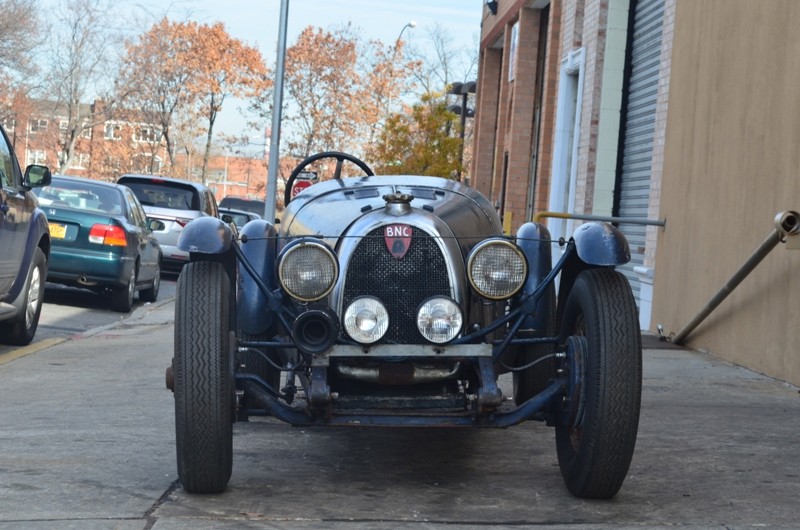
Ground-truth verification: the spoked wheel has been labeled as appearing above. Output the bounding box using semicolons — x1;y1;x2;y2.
283;151;374;207
513;284;557;404
237;332;282;394
174;261;234;493
555;268;641;499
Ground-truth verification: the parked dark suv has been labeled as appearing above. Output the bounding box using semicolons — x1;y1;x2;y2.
117;174;218;271
218;196;265;217
0;123;51;345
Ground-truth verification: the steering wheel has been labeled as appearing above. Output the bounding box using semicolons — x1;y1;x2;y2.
284;151;374;207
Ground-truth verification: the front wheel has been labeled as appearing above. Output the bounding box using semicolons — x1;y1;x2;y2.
1;247;47;345
555;268;641;499
174;261;233;493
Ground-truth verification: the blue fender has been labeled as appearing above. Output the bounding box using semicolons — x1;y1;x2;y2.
571;222;631;266
516;222;554;332
237;220;278;335
177;216;234;254
9;208;50;301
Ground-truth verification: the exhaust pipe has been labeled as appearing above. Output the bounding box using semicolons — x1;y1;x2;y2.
292;307;339;355
672;210;799;345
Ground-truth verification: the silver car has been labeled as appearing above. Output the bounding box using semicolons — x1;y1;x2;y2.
117;174;218;271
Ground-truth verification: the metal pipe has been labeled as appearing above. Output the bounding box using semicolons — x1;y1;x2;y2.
672;210;800;345
533;211;666;227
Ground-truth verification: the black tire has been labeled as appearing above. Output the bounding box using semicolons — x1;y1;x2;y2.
174;261;233;493
555;268;641;499
513;283;557;404
139;261;160;303
110;267;136;312
1;247;47;346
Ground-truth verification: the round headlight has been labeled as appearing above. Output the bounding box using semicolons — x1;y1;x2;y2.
278;240;338;302
344;296;389;344
467;239;527;300
417;297;463;344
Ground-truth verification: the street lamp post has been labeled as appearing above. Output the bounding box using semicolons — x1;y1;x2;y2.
265;0;290;222
447;81;476;182
395;20;417;52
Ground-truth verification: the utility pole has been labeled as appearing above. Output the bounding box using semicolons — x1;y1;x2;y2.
265;0;289;222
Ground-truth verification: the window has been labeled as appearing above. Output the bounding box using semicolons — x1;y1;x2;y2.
74;153;91;169
104;122;122;140
2;117;16;134
29;150;47;165
80;126;92;139
0;134;14;187
134;126;159;143
59;119;69;133
132;153;162;173
29;118;48;134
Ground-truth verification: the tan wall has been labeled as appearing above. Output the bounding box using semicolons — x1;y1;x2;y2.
653;0;800;385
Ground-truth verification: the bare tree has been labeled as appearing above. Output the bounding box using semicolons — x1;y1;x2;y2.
0;0;41;79
407;22;478;102
46;0;122;173
0;0;42;125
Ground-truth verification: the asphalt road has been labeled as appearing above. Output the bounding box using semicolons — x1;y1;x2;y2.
0;295;798;529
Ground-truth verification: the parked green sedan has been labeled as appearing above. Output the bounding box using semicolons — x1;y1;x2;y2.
33;176;162;312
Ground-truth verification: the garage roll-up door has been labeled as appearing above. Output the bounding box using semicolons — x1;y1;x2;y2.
615;0;665;301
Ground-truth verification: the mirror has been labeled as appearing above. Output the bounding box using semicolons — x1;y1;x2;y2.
24;165;52;188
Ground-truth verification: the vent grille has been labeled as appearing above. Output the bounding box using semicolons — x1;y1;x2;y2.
343;227;450;344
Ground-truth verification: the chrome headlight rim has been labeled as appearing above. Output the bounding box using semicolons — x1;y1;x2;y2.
467;238;528;300
343;295;389;344
277;238;339;302
416;296;463;344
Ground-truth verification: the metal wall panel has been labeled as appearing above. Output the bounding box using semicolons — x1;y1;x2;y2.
616;0;665;300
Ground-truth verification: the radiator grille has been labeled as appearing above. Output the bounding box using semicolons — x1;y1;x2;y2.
343;227;450;344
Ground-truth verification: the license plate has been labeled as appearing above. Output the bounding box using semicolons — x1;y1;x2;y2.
49;223;67;239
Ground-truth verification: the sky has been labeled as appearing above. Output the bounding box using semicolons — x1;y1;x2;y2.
128;0;485;142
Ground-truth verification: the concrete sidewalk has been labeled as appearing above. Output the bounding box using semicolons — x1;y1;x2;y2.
113;299;800;527
1;296;798;528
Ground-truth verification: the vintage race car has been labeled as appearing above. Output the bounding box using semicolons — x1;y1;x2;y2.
167;151;642;499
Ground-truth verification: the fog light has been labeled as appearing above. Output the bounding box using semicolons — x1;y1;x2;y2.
344;296;389;344
417;297;462;344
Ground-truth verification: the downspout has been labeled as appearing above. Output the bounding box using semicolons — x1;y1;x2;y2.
671;211;800;345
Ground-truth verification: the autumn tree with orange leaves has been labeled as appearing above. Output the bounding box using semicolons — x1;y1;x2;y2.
120;18;269;183
190;22;269;184
118;18;198;169
251;25;416;162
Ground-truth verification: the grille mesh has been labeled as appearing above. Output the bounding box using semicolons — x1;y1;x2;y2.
343;227;450;344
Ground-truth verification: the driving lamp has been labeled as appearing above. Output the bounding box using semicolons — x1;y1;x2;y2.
416;297;463;344
278;240;338;302
467;239;527;299
343;296;389;344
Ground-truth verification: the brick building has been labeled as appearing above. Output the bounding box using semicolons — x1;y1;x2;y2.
3;99;268;200
474;0;671;323
472;0;800;386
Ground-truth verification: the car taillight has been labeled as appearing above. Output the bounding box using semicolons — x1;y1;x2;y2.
175;218;192;227
89;224;127;246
